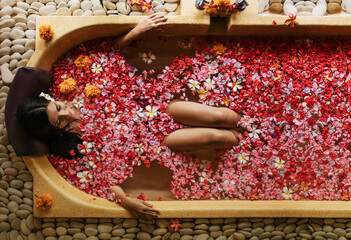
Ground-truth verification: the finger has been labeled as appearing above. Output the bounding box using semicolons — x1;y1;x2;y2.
142;210;160;218
154;22;169;28
144;207;161;214
143;201;153;207
152;15;168;21
149;13;158;19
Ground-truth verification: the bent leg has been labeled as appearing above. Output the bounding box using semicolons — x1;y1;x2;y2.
162;127;239;151
167;101;240;128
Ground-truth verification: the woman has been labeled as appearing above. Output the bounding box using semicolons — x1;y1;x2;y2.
16;14;241;219
17;96;241;219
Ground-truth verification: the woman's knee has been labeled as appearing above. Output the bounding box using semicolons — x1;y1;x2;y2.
206;130;238;147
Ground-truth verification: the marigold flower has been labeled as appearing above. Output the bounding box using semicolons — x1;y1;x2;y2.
59;78;76;94
39;25;54;41
212;43;227;56
85;85;101;99
74;55;90;68
35;193;53;210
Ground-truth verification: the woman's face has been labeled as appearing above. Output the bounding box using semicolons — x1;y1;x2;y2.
46;101;81;132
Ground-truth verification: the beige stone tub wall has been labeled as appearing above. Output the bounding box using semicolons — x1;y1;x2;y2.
25;0;351;218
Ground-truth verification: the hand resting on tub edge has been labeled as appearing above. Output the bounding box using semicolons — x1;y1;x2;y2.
15;15;242;220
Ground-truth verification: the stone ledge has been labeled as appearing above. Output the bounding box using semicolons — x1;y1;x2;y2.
228;0;351;35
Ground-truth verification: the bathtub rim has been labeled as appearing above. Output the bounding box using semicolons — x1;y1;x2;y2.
25;1;351;218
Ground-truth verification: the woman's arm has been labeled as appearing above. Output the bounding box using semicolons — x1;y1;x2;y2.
109;185;160;220
114;13;168;49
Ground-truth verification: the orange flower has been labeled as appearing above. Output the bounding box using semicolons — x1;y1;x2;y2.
284;13;298;27
59;78;76;94
35;193;53;210
168;219;182;232
85;85;101;99
39;25;54;41
74;55;90;68
213;42;227;56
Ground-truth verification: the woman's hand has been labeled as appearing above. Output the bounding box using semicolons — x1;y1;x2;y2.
114;13;168;49
110;185;160;220
121;197;160;220
132;13;168;37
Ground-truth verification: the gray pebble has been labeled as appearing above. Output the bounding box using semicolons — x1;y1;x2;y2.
223;229;235;236
156;219;169;228
22;189;33;199
13;6;28;15
12;162;26;171
16;209;30;218
73;9;83;15
7;188;22;198
152;228;167;236
9;195;22;204
10;180;23;189
0;222;10;232
0;188;8;198
73;233;87;239
11;217;21;230
195;224;208;230
0;214;7;222
7;201;19;213
0;55;10;66
232;232;245;240
323;225;333;232
25;29;36;39
13;14;27;23
0;207;9;215
98;223;113;233
259;232;271;238
182;222;195;228
0;19;15;28
111;228;125;237
123;233;136;238
195;234;209;240
193;230;207;234
223;223;237;231
21;219;31;235
126;227;140;233
324;219;335;225
136;232;151;240
123;218;138;228
252;227;264;236
180;228;193;235
210;219;224;224
43;227;57;237
27;20;36;30
334;227;346;236
325;232;338;239
17;174;33;182
56;226;67;236
0;0;15;8
85;228;98;236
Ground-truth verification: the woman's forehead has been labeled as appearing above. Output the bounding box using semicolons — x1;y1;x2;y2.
46;101;58;126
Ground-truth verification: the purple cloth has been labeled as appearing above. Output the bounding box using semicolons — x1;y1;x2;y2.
5;67;51;155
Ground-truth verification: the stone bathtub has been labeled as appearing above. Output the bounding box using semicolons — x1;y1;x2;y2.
22;0;351;218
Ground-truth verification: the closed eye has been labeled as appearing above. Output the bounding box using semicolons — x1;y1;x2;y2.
55;103;61;127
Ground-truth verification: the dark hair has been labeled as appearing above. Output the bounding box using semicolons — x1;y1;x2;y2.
17;95;82;159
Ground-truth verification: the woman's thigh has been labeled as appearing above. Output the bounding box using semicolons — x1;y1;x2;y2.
162;127;239;151
166;101;240;128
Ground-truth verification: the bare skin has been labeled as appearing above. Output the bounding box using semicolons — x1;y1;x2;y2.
114;14;169;49
45;14;241;220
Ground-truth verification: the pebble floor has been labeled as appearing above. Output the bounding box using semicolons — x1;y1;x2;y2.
1;0;351;239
